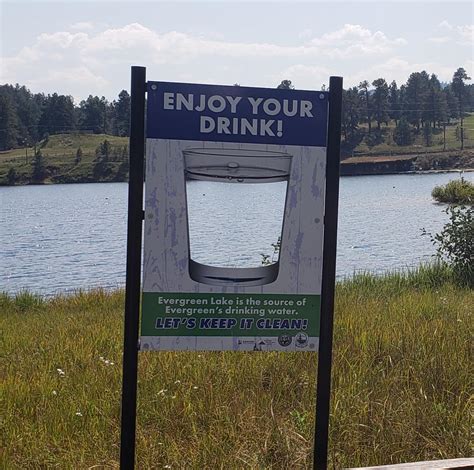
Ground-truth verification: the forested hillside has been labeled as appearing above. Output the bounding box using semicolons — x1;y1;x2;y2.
0;67;472;185
339;67;473;155
0;87;130;151
1;67;472;154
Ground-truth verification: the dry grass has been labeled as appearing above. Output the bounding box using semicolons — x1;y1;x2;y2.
1;269;472;469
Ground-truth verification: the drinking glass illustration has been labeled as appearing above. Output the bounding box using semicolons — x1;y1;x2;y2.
183;148;292;286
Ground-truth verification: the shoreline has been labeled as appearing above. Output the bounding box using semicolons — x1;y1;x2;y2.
340;167;474;177
1;264;466;299
1;168;473;188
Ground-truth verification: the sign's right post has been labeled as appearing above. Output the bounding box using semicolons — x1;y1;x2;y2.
313;76;343;470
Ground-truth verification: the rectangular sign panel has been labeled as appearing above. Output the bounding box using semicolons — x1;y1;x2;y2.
147;82;328;146
141;81;329;351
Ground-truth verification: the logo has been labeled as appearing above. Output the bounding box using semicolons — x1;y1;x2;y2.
295;332;308;348
278;334;292;347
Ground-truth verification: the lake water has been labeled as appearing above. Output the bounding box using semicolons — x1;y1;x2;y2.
1;172;471;296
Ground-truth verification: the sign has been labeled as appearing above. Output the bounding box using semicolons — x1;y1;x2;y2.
119;68;342;469
140;81;329;352
146;82;328;146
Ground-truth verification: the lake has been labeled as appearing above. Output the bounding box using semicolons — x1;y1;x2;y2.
1;172;471;296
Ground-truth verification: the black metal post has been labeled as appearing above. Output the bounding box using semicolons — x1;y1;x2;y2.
313;76;343;470
120;66;146;470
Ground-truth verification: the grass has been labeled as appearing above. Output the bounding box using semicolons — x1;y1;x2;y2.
1;266;472;469
0;133;128;185
432;177;474;204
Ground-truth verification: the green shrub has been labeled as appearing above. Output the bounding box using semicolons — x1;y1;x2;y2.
431;177;474;204
425;205;473;287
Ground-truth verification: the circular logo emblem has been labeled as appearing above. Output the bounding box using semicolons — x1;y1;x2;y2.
278;334;292;347
295;332;309;348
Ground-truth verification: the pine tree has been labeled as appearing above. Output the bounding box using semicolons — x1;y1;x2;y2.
114;90;131;136
0;94;19;150
372;78;390;130
423;124;433;146
444;88;460;122
430;75;448;127
7;167;18;185
99;140;111;161
93;140;112;179
79;95;108;134
342;87;362;143
388;81;400;124
75;147;83;164
38;93;76;136
32;148;47;182
277;80;294;90
393;116;413;146
451;67;471;150
403;71;430;131
0;84;42;145
358;80;372;134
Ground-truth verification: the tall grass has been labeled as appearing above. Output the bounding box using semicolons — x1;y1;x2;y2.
1;269;472;469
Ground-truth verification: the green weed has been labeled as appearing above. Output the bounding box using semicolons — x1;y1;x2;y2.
1;269;472;468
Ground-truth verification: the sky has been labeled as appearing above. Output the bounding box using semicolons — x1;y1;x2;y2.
1;1;473;103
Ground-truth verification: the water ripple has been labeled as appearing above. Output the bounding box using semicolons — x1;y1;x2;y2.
0;173;471;295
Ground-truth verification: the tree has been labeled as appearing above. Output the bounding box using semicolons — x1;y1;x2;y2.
79;95;108;134
93;140;112;179
424;74;448;128
31;148;47;182
451;67;471;150
342;87;362;144
121;145;128;162
403;71;430;131
393;116;413;146
75;147;83;164
0;94;19;150
455;125;469;143
0;84;42;144
371;78;389;130
7;167;18;185
38;93;76;136
444;87;460;122
114;90;130;136
358;80;372;134
277;80;294;90
388;80;400;124
423;123;433;146
96;140;111;161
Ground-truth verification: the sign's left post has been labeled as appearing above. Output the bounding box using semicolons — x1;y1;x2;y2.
120;66;146;470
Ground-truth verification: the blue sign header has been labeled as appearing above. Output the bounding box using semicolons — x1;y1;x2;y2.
147;82;328;147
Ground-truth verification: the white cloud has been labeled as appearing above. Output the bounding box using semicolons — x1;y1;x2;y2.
456;24;474;45
8;21;473;100
298;28;313;40
273;64;334;90
432;21;473;45
308;24;407;54
2;22;406;71
69;22;94;31
428;36;451;43
439;20;453;30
